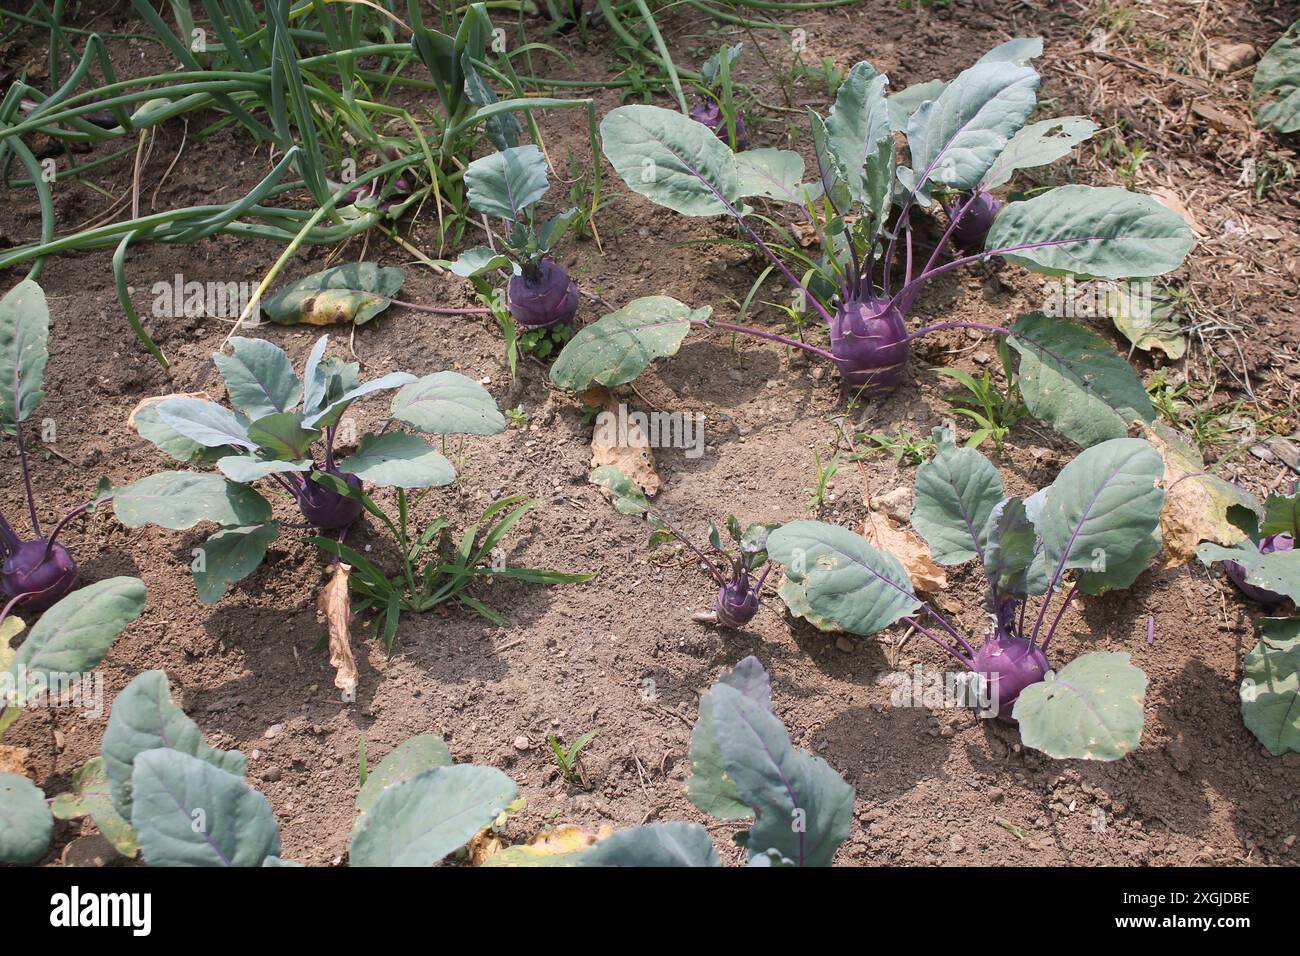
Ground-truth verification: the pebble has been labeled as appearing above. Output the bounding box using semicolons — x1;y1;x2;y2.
264;723;284;739
513;735;531;751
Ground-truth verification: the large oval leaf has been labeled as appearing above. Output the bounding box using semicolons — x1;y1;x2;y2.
688;656;771;821
906;61;1040;190
549;296;705;391
131;750;280;866
246;411;321;459
577;822;720;867
114;472;273;529
356;735;453;815
213;337;303;419
1037;437;1164;587
979;116;1098;190
911;427;1004;565
0;773;51;864
7;577;145;692
463;144;549;221
1198;541;1300;603
767;520;921;636
193;523;279;604
337;432;454;488
709;682;854;865
981;496;1047;597
1013;651;1147;760
600;105;739;215
390;371;505;435
348;764;517;866
261;263;405;327
735;148;821;205
1241;619;1300;755
156;397;256;451
1253;22;1300;134
823;61;893;223
0;279;48;432
102;670;248;820
1010;312;1155;448
986;185;1194;278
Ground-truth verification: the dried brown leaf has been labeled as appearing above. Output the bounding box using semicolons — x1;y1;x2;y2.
861;509;948;592
317;563;358;698
589;388;661;496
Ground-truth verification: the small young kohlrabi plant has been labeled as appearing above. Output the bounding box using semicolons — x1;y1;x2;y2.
113;334;500;603
348;656;853;867
590;465;775;628
767;428;1164;760
445;145;581;365
690;43;749;151
1199;484;1300;609
555;38;1194;451
0;280;115;612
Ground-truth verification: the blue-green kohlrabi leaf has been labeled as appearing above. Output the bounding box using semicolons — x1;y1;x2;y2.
600;104;740;215
7;577;146;700
260;263;406;327
355;735;454;815
734;149;822;206
808;109;852;213
131;750;280;866
390;372;506;436
986;185;1194;278
910;427;1004;565
906;61;1040;191
549;296;707;391
301;371;417;429
1253;22;1300;134
1009;312;1156;448
1198;540;1300;604
979;116;1099;191
102;670;248;822
577;822;720;867
348;764;518;866
688;656;772;820
767;520;921;636
464;144;550;222
823;61;894;230
706;678;854;865
213;337;303;420
155;397;256;451
460;50;520;150
336;432;455;488
114;472;273;530
981;496;1048;598
1240;618;1300;755
977;36;1045;66
1036;437;1165;591
0;773;53;864
443;245;511;279
0;279;49;434
246;411;321;460
193;523;279;604
1013;651;1147;760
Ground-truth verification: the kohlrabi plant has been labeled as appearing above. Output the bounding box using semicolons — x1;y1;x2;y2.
1;280;113;612
445;145;581;365
114;334;502;603
1199;484;1300;609
552;38;1195;451
766;428;1165;760
347;656;852;867
690;43;748;151
589;465;774;628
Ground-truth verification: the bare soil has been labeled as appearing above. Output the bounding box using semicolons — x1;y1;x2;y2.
2;0;1299;867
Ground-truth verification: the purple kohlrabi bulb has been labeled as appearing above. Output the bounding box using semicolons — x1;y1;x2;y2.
689;98;749;151
0;539;80;612
830;300;909;392
971;636;1050;720
1226;533;1295;606
507;258;579;330
949;192;1005;250
297;466;364;530
715;577;760;628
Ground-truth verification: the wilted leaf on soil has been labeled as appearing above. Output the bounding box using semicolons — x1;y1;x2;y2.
861;508;947;592
317;563;358;699
588;387;660;496
478;824;611;866
1142;422;1257;566
261;263;405;326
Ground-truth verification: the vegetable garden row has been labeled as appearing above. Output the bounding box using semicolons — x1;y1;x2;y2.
1;1;1298;867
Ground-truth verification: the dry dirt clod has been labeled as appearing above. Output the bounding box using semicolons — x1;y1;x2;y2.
1206;40;1256;73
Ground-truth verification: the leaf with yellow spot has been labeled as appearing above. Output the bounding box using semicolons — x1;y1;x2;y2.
478;825;613;866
